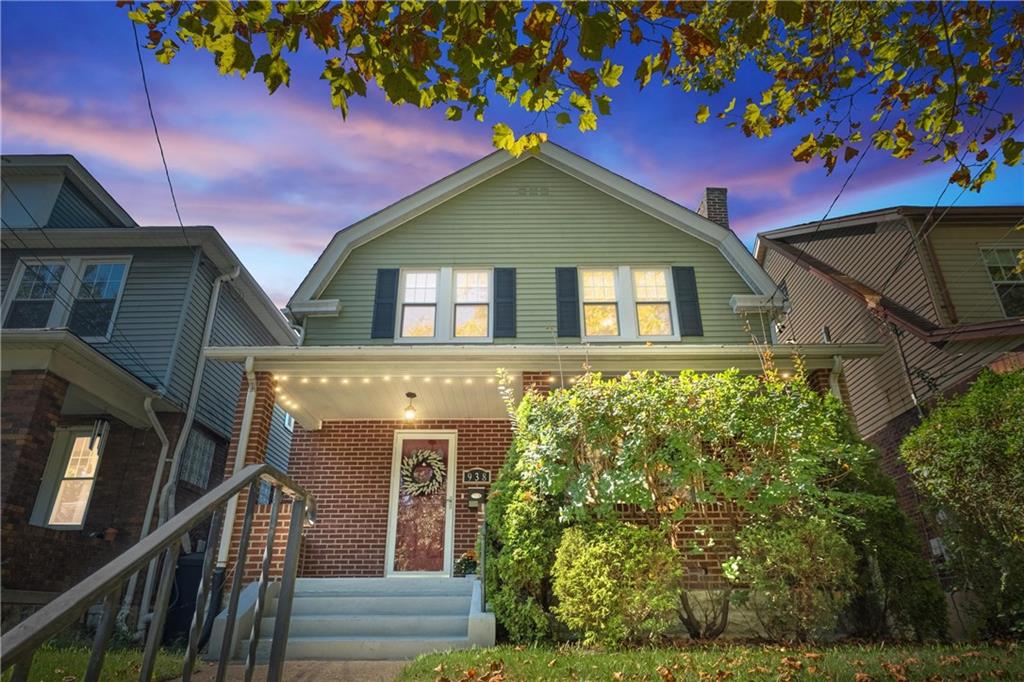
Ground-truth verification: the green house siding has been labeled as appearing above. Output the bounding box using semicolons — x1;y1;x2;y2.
305;159;757;346
929;226;1024;324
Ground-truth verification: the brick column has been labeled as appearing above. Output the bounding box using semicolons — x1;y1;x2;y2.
221;372;298;582
1;371;69;523
1;370;70;589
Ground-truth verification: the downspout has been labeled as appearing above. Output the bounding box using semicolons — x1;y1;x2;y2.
216;356;258;568
135;265;240;640
115;396;168;630
157;266;241;539
199;355;258;650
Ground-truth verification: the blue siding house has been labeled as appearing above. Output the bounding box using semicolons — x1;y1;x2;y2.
0;154;296;626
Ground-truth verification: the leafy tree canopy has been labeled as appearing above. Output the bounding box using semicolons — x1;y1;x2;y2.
126;1;1023;190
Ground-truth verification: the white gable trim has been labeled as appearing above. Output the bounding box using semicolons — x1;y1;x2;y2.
288;144;780;311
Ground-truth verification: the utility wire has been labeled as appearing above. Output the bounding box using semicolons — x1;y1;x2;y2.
131;19;187;240
1;183;165;386
766;108;896;305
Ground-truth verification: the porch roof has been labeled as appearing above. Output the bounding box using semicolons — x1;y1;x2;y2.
2;329;165;427
205;343;884;429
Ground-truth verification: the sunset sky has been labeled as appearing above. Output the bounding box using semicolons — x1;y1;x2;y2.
3;2;1022;305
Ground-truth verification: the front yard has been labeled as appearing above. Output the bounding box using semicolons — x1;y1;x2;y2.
398;643;1023;681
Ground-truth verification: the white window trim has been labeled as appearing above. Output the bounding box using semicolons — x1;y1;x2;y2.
1;255;132;343
979;246;1024;319
578;266;681;343
395;267;493;343
30;424;109;530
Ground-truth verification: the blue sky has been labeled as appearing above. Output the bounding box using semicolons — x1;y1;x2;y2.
3;2;1022;305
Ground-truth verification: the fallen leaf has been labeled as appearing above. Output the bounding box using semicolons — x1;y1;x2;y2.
434;664;445;673
881;661;908;682
548;658;557;668
803;652;823;660
465;667;478;679
613;673;624;681
779;656;803;671
854;674;874;682
657;665;676;682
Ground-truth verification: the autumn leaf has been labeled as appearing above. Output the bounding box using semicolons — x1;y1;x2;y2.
696;104;710;124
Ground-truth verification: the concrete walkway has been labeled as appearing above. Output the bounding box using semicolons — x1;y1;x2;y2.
182;660;407;681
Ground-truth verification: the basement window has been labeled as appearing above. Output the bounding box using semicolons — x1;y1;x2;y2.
179;428;217;489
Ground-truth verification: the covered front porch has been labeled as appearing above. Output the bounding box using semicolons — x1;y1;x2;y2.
204;342;881;660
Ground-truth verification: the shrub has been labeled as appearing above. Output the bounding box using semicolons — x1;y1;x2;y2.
483;442;563;642
900;369;1024;547
729;517;857;642
552;523;682;647
841;455;949;640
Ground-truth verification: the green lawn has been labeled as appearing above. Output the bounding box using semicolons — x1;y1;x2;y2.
1;644;183;682
399;643;1023;681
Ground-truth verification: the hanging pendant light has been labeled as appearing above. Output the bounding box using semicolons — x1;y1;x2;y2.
403;392;417;421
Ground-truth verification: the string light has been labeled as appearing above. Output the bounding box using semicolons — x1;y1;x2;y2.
383;375;391;382
300;377;309;384
403;375;411;381
465;378;473;384
342;378;350;384
444;378;452;384
320;377;328;384
362;378;371;384
424;377;432;383
486;377;494;384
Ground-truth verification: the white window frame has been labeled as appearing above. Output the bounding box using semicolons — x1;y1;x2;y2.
578;266;681;342
451;268;493;341
282;411;295;432
1;255;132;343
30;425;109;530
630;266;677;340
395;267;493;343
980;246;1024;319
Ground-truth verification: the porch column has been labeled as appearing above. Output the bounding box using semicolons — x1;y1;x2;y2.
222;371;293;583
1;370;69;588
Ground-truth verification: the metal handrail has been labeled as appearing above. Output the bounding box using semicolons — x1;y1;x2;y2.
1;463;315;682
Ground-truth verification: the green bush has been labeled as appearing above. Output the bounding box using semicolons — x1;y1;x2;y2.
841;455;949;640
941;514;1024;639
900;369;1024;638
729;516;857;642
901;369;1023;547
483;442;563;642
552;523;682;647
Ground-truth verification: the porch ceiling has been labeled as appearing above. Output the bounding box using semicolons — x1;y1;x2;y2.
206;343;885;429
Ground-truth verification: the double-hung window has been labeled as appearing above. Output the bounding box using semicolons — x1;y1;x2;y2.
578;266;680;341
982;248;1024;317
454;269;490;338
4;262;66;329
2;256;130;341
632;268;673;337
31;425;109;529
400;270;439;338
581;269;620;337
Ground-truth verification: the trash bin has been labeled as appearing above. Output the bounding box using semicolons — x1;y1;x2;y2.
163;551;205;644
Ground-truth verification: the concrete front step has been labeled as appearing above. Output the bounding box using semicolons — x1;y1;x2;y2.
263;613;469;638
252;635;473;661
294;577;474;595
289;594;471;616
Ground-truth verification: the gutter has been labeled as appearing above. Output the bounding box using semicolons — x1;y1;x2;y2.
135;266;240;640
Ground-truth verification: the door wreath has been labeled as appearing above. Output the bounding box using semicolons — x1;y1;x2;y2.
400;449;446;496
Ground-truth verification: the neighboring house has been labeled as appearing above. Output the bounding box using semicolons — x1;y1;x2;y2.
754;206;1024;559
203;144;883;657
0;154;296;627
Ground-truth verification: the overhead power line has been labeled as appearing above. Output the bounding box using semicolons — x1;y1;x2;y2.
1;182;165;387
131;19;187;241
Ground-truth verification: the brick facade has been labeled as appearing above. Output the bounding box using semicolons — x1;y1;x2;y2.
1;369;227;627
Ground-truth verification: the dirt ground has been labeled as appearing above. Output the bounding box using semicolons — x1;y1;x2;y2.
181;660;407;681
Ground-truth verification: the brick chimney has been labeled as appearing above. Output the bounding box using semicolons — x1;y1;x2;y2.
697;187;730;229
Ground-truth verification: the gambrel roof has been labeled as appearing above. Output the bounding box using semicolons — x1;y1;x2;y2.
289;143;781;313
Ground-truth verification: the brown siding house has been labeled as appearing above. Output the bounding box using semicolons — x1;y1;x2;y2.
755;205;1024;558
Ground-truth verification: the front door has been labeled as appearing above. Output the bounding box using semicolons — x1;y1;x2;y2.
385;430;457;576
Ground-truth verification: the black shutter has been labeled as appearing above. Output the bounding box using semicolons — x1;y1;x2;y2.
555;267;580;338
672;266;703;336
493;268;517;338
370;269;399;339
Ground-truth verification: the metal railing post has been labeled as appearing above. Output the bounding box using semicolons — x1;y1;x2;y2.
266;498;306;682
181;511;222;682
216;481;260;682
139;542;182;681
479;501;487;611
0;464;313;681
244;486;282;682
84;588;120;682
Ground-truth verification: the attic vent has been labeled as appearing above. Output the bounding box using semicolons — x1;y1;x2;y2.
515;186;549;197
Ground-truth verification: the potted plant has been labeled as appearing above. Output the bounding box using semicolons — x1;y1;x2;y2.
454;550;478;577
